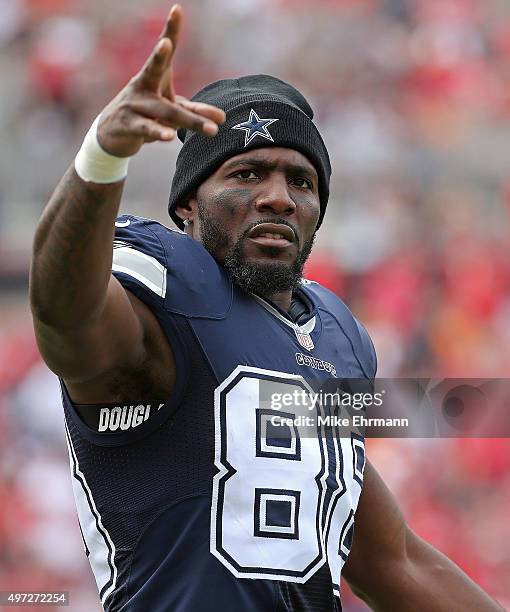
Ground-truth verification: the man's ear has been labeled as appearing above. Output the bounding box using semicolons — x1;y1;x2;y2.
175;192;197;223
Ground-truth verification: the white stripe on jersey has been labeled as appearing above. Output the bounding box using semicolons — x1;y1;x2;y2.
64;422;118;606
112;246;167;298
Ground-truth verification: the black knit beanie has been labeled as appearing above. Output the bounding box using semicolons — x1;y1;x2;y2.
168;74;331;230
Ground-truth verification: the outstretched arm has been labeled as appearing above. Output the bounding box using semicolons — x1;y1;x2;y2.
342;460;504;611
30;5;225;395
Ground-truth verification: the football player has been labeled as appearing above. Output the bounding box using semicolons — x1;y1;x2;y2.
30;5;503;611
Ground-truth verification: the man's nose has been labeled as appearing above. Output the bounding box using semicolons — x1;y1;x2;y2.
254;176;296;216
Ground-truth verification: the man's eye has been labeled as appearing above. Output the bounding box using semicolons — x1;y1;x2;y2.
292;177;312;189
236;170;259;180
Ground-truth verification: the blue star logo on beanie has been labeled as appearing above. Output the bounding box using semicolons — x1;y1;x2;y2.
231;109;279;147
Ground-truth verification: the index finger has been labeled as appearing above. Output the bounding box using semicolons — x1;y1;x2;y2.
160;4;182;53
159;4;182;100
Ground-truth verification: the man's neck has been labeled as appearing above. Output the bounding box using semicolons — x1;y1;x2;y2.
262;290;292;312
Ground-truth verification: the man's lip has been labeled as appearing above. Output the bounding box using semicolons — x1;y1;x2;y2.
247;223;296;243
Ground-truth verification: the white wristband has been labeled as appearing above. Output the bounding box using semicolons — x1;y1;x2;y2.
74;115;131;184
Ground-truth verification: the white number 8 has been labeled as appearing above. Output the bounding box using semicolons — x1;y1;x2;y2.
210;366;363;585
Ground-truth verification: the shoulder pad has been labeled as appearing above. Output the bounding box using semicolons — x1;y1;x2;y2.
112;215;232;318
301;280;377;379
113;215;168;299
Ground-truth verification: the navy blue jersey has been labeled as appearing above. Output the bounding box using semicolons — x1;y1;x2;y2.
62;215;377;612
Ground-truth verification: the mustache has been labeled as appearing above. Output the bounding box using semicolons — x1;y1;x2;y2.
239;218;300;247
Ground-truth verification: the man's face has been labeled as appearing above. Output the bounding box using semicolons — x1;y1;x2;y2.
181;147;321;297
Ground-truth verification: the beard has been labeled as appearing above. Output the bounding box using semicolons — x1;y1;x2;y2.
197;200;315;298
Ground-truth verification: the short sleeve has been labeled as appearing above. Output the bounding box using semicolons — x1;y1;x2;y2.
355;319;378;381
112;215;168;304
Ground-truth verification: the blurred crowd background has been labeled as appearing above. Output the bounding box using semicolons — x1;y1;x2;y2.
1;0;509;609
